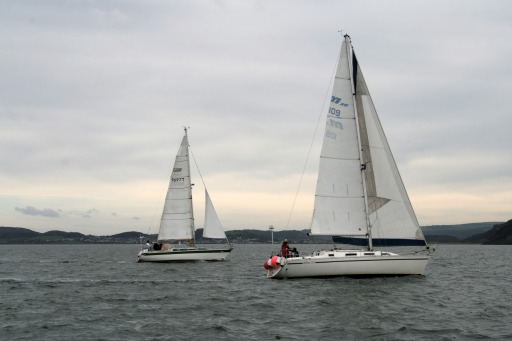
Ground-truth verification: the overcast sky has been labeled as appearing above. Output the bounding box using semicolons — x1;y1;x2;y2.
1;0;511;235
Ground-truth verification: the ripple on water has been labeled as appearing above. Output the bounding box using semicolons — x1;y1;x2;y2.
1;244;511;340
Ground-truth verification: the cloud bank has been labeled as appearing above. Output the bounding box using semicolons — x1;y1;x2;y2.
15;206;60;218
1;0;511;235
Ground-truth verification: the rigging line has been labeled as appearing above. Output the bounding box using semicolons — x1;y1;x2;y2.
285;44;342;229
189;145;207;189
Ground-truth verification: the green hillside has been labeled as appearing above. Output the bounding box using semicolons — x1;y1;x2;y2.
421;222;499;239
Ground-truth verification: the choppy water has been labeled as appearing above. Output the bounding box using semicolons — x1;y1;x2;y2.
1;243;511;340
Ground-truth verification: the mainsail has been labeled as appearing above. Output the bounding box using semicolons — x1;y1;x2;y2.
157;132;195;242
310;34;366;237
310;35;426;247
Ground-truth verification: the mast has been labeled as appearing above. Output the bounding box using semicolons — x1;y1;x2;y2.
184;127;196;246
346;34;373;250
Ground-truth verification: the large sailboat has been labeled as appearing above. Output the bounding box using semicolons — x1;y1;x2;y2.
265;35;433;278
138;128;232;262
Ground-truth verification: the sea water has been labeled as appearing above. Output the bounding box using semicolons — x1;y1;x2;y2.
0;244;511;340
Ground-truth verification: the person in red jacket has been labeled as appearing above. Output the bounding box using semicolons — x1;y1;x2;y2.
281;239;290;257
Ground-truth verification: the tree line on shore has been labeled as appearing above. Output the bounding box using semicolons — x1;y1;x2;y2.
1;220;511;245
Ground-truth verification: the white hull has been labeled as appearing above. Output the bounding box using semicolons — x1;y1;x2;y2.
267;249;430;279
138;247;232;262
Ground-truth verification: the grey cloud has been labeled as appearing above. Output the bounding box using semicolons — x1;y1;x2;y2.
15;206;60;218
2;1;512;232
82;208;100;218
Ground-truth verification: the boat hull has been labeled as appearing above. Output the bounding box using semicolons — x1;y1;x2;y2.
138;247;232;262
267;250;430;279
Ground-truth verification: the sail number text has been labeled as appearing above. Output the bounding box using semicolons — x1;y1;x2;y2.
329;107;341;116
172;177;185;182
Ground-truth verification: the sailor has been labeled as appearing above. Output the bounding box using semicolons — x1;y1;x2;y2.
281;239;291;258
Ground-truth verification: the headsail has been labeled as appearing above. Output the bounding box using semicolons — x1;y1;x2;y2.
157;130;195;242
351;46;426;246
202;189;228;240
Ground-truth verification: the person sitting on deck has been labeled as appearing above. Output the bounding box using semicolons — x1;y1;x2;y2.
153;242;161;250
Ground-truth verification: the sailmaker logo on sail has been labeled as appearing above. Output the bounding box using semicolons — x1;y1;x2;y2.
329;96;349;117
327;96;348;139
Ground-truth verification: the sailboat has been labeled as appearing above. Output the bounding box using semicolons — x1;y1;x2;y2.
138;128;233;262
265;35;433;278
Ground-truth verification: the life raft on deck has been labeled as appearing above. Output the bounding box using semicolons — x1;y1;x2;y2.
263;256;286;270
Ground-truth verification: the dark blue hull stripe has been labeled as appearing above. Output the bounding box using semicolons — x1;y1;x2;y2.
286;257;429;265
142;249;232;256
332;236;427;247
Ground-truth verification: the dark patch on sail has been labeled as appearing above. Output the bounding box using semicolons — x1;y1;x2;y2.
332;236;427;247
368;197;391;213
352;51;358;92
353;53;388;214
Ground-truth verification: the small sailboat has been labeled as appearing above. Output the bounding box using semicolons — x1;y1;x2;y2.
265;35;433;278
138;128;232;262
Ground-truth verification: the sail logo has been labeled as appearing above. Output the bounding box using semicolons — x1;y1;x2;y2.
326;119;342;140
331;96;349;107
328;119;343;129
329;96;349;117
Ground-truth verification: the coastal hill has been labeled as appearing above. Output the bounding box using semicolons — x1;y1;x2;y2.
421;222;500;240
464;219;512;245
0;227;330;244
421;222;502;243
1;221;511;244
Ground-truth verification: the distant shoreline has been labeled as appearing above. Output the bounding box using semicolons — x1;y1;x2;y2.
2;221;510;245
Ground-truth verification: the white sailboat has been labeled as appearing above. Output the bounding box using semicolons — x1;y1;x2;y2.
265;35;433;278
138;128;232;262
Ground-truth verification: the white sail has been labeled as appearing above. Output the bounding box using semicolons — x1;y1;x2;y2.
353;56;425;243
310;36;366;236
202;189;227;239
311;35;425;245
157;132;195;241
264;35;431;279
138;128;233;262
